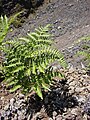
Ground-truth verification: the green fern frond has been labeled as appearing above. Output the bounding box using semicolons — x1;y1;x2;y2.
0;12;23;46
6;80;18;87
9;11;24;25
0;15;9;44
76;36;90;70
79;36;90;41
10;85;22;93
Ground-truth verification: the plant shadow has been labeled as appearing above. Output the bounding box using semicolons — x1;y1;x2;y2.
26;78;78;118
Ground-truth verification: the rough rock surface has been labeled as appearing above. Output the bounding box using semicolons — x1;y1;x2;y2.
0;0;90;120
0;68;90;119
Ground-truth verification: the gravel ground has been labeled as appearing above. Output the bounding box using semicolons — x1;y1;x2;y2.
0;0;90;119
0;68;90;119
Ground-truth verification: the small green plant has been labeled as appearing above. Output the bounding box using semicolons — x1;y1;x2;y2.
2;25;67;99
0;15;9;45
0;11;24;80
0;15;10;78
77;36;90;70
0;12;22;45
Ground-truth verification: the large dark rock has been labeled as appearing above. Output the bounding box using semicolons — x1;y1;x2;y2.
0;0;44;16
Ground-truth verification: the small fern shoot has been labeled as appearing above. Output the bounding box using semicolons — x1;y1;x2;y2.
0;11;23;45
77;36;90;70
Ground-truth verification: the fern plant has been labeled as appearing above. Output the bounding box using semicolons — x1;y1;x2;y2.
2;25;67;99
77;36;90;70
0;15;10;79
0;15;9;45
0;12;22;45
0;11;23;78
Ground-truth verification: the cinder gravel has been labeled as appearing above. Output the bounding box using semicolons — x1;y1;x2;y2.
0;68;90;119
0;0;90;119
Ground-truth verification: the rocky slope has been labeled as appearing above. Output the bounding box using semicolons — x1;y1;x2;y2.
0;0;90;119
